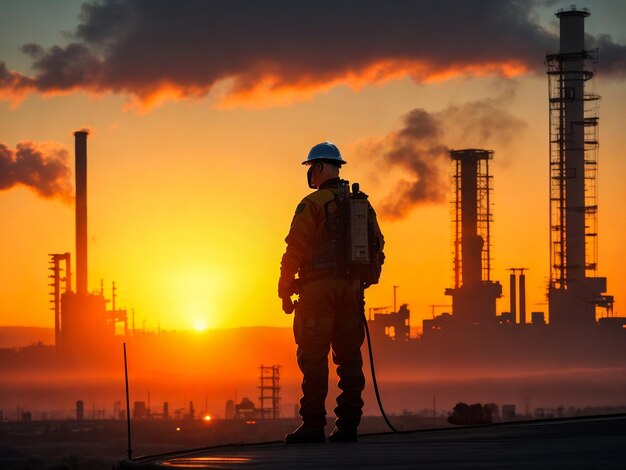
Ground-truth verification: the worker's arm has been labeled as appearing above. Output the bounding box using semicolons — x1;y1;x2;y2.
278;198;318;300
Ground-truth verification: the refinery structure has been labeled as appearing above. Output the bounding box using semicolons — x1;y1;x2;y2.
546;8;613;325
445;149;501;325
47;131;128;360
368;7;625;370
1;7;624;372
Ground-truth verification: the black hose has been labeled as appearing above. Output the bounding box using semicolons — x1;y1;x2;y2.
363;312;412;434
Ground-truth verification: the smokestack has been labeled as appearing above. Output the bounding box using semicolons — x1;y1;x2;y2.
559;9;588;286
74;130;88;295
509;272;517;323
519;272;526;325
547;8;611;324
446;149;501;324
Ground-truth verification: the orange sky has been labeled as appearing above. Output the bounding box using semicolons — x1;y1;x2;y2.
1;1;626;333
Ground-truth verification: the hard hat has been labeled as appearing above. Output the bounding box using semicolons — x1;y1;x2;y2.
302;141;347;165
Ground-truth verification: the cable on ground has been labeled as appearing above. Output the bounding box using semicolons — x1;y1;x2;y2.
362;312;412;434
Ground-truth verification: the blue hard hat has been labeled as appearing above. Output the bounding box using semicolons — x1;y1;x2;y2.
302;141;347;165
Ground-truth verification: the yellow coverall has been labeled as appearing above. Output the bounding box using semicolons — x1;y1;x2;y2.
279;178;384;429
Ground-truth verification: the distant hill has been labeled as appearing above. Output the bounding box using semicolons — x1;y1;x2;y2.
0;325;294;350
0;326;54;348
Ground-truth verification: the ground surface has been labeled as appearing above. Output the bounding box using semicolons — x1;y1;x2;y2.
119;414;626;469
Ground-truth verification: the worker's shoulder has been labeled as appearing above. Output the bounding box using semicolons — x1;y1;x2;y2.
303;188;335;207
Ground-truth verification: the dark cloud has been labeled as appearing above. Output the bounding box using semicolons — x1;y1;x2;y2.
0;141;73;203
366;97;525;219
0;0;623;109
0;62;34;101
589;34;626;75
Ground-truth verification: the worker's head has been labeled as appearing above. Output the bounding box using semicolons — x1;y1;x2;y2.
303;142;346;188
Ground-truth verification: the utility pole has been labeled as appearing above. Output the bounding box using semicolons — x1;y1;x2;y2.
393;285;399;313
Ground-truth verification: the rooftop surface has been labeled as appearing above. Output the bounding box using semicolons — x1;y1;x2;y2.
119;413;626;469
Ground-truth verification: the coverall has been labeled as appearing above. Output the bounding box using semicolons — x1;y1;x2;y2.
279;177;384;430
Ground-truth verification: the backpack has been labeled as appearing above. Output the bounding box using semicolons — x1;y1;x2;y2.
313;180;383;287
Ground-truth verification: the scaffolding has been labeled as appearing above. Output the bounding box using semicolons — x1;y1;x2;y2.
48;253;71;348
258;365;280;419
450;149;494;288
547;49;599;289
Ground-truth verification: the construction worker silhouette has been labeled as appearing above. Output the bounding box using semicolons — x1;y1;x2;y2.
279;142;384;444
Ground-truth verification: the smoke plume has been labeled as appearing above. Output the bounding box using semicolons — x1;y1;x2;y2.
0;0;624;110
366;97;525;220
0;141;73;203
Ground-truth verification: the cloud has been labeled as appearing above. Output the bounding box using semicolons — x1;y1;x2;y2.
361;96;526;220
0;141;73;203
588;34;626;75
0;62;35;104
0;0;624;110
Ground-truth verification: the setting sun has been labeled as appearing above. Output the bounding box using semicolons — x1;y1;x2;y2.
193;319;208;332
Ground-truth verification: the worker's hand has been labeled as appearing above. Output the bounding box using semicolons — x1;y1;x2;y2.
278;277;301;314
278;277;294;300
282;297;296;315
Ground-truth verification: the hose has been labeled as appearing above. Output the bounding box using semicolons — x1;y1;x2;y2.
363;311;411;434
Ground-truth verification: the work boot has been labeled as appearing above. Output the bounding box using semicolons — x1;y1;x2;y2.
328;427;358;443
284;424;325;444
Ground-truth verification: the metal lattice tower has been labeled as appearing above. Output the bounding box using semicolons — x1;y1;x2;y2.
48;253;71;348
258;365;280;419
547;8;599;289
450;149;494;289
445;149;501;325
546;7;612;324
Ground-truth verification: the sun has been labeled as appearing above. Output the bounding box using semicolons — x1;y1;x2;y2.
193;319;208;332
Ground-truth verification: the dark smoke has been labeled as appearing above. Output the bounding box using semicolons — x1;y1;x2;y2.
439;95;526;149
376;110;449;219
368;97;525;219
0;141;73;203
0;0;624;109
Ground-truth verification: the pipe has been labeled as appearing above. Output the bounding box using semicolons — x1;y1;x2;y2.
74;131;89;295
510;273;517;323
519;273;527;324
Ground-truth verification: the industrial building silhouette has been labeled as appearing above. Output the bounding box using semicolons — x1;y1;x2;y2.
47;131;127;360
37;6;624;369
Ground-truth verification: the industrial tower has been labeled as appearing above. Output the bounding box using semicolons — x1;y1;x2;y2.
258;365;280;419
445;149;502;324
546;7;613;325
51;130;127;357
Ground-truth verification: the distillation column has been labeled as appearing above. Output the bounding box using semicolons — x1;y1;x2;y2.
561;9;587;287
547;7;612;325
445;149;502;325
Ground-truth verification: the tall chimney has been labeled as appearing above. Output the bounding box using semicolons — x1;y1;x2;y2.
74;130;89;295
446;149;501;324
547;7;611;324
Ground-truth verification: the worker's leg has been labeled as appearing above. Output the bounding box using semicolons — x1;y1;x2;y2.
293;280;335;428
331;283;365;432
